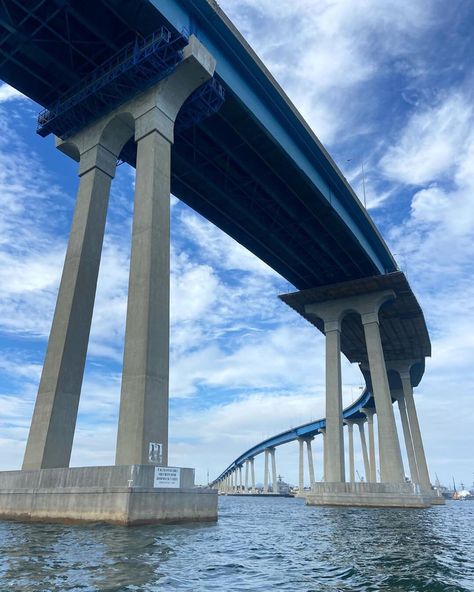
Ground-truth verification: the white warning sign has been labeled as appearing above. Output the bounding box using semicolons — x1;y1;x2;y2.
154;466;181;488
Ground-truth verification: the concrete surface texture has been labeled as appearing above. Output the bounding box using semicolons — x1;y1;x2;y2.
0;466;217;525
22;35;215;473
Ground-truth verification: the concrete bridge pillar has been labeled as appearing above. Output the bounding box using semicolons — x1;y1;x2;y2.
399;370;431;492
22;141;117;470
22;35;216;474
306;438;316;488
298;438;305;493
345;421;356;482
263;449;270;493
239;465;243;493
355;420;370;482
361;310;405;483
115;120;172;466
319;429;327;481
305;289;405;484
270;448;278;494
393;389;419;484
362;408;377;482
250;457;256;493
244;460;249;493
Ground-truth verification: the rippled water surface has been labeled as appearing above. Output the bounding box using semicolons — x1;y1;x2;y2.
0;497;473;591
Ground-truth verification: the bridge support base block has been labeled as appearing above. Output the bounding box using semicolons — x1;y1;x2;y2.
306;482;434;508
0;465;218;525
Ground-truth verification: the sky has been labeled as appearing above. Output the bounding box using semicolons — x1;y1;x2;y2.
0;0;473;490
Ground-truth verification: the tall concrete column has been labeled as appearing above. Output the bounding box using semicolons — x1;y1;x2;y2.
319;429;327;481
298;438;305;493
356;420;370;481
23;144;116;470
115;126;172;466
239;465;243;493
394;390;419;484
114;36;216;467
400;372;431;491
306;439;316;488
345;422;355;482
362;315;404;483
250;457;256;493
244;460;249;493
270;448;278;494
362;408;377;482
263;450;269;493
323;321;345;482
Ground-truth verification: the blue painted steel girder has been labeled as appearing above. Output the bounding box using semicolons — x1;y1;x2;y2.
211;389;373;483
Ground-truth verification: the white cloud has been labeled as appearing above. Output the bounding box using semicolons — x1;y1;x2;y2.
380;94;473;185
0;84;26;103
219;0;436;144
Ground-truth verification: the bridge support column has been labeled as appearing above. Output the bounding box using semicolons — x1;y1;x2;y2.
239;465;243;493
115;123;172;466
393;390;419;484
323;320;345;481
270;448;278;494
356;420;370;482
114;39;216;467
23;143;117;470
362;408;377;482
306;438;315;488
319;429;326;481
250;457;256;493
298;438;305;494
244;460;249;493
280;279;431;508
263;450;269;493
345;422;355;482
362;312;405;483
399;371;431;492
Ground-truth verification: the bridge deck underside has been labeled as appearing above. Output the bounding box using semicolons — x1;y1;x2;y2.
280;272;431;363
0;0;394;290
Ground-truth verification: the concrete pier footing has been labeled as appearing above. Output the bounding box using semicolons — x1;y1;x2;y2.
306;482;431;508
0;466;217;525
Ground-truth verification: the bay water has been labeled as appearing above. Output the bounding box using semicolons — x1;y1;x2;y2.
0;496;473;591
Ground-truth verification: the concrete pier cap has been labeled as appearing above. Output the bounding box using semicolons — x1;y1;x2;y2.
56;34;216;161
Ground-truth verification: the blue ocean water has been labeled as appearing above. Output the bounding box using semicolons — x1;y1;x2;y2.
0;497;473;591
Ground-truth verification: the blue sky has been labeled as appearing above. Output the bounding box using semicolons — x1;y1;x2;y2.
0;0;473;489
